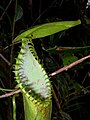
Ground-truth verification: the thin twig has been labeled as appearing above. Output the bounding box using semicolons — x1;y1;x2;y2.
52;86;61;110
0;53;11;66
0;89;21;99
49;55;90;77
0;0;13;20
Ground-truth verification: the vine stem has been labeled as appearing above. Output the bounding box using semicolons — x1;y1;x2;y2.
0;89;21;99
49;55;90;77
9;1;18;120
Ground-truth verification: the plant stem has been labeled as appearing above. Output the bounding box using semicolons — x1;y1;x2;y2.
49;55;90;76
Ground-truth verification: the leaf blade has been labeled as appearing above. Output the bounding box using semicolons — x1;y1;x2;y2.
13;20;81;44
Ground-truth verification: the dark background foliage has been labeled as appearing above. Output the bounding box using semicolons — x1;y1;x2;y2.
0;0;90;120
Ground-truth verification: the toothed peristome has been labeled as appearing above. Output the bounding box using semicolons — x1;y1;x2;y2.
14;38;52;102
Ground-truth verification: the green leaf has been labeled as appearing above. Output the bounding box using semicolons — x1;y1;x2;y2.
15;5;23;22
62;53;78;66
13;20;81;44
86;18;90;24
46;46;90;66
